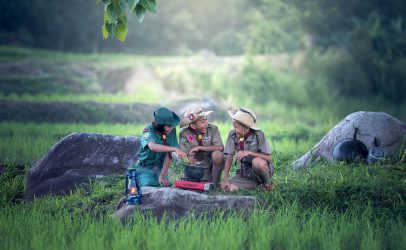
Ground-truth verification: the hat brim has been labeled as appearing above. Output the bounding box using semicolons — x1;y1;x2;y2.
169;112;180;126
227;110;260;130
180;111;213;128
154;107;180;126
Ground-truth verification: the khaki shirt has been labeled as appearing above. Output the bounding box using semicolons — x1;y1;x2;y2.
224;130;271;159
179;124;223;166
179;124;224;152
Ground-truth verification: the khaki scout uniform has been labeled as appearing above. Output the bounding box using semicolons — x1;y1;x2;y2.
179;124;224;180
224;129;274;190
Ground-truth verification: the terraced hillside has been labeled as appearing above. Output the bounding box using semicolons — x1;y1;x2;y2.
0;47;253;123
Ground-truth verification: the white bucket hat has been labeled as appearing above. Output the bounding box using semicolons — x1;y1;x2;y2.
227;108;259;130
180;107;213;128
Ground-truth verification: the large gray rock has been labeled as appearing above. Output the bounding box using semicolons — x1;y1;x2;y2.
25;132;140;199
292;111;406;169
113;187;261;221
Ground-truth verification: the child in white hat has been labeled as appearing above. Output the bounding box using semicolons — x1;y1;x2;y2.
178;107;224;188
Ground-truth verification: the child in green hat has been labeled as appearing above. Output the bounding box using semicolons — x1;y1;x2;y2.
131;107;187;187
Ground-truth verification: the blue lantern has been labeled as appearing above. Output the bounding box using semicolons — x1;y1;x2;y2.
125;170;142;205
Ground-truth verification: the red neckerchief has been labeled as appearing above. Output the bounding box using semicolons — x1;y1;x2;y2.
189;128;204;146
238;130;252;177
161;134;168;145
237;130;252;150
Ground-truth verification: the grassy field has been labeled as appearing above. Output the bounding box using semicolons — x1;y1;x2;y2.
1;119;405;249
0;46;405;249
1;202;405;249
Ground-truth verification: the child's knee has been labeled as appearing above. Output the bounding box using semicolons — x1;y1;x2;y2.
252;157;268;172
211;151;223;165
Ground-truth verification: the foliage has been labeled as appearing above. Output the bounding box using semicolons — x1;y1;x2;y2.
293;0;406;108
101;0;157;42
0;1;249;54
245;0;307;53
235;60;310;107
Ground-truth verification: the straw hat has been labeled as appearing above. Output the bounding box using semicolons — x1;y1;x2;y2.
153;107;180;126
227;108;259;130
180;107;213;128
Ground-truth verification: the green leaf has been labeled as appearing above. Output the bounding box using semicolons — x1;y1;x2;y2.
106;23;115;36
114;21;127;42
127;0;139;11
112;7;120;21
102;24;109;40
119;0;127;12
134;4;146;22
139;0;156;13
118;13;128;23
112;0;123;17
148;0;157;12
104;4;115;24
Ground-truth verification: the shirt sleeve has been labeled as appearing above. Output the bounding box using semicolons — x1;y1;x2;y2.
211;125;224;147
257;130;271;154
223;131;236;155
140;127;156;148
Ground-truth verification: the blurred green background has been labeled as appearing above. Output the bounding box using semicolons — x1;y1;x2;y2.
0;0;405;122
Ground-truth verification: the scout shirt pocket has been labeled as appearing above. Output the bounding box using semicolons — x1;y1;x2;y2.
180;136;193;153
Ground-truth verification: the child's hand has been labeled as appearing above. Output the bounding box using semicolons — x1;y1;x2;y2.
175;149;187;160
159;175;171;187
236;151;250;161
221;181;238;192
221;181;231;192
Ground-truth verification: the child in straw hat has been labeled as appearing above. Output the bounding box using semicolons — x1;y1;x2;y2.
221;108;274;192
179;107;224;188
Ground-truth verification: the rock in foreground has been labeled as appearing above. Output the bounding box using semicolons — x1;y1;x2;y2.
113;187;261;221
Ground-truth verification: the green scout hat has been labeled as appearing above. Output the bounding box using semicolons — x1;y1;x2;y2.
153;107;180;126
227;108;260;130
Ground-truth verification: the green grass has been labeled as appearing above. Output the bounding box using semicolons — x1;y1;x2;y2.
1;200;405;250
0;122;147;164
0;46;405;249
0;120;405;249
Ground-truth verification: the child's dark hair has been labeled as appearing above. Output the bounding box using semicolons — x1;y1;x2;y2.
152;121;166;134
